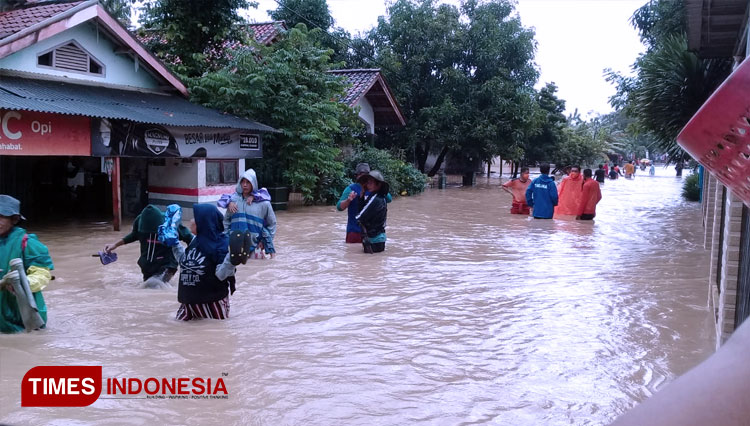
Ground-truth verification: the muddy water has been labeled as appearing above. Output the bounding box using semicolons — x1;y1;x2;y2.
1;166;714;425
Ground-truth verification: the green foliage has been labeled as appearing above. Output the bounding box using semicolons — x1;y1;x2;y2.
189;25;362;204
270;0;334;32
357;0;538;175
346;144;429;196
609;34;732;161
523;83;565;165
100;0;132;27
682;172;700;201
138;0;251;77
608;0;733;164
631;0;686;48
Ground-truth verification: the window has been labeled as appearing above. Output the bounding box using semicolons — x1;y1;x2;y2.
37;40;105;76
206;160;238;185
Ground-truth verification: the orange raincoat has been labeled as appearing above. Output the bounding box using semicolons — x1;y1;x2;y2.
554;173;584;216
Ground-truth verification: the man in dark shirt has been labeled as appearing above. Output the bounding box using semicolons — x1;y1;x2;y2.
594;164;606;183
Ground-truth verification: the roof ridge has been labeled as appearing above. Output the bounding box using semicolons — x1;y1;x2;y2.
244;21;286;26
328;68;381;73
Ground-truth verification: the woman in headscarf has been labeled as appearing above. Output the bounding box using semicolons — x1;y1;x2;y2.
169;204;236;321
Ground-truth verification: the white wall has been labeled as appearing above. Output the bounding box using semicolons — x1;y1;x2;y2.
356;97;375;134
149;159;199;189
0;22;160;89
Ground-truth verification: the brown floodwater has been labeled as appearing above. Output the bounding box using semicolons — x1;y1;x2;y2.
0;166;714;425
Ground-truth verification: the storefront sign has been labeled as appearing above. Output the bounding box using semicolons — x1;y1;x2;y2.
91;118;263;159
0;109;91;156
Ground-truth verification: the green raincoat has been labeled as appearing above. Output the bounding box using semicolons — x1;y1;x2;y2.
0;226;54;333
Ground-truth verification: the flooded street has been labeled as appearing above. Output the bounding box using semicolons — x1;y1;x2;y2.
0;167;714;425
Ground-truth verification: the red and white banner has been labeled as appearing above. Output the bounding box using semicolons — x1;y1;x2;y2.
0;109;91;156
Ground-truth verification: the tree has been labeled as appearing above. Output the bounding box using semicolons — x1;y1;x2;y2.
270;0;334;32
138;0;251;77
608;0;732;162
189;25;363;203
523;83;566;166
362;0;538;176
631;0;685;48
100;0;133;26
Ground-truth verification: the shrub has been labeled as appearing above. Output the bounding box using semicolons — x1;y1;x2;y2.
682;172;700;202
345;144;429;197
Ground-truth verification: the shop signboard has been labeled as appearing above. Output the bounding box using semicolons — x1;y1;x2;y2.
91;118;263;159
0;109;91;156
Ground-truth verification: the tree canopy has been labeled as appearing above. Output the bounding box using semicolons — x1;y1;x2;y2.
189;25;363;203
351;0;539;176
138;0;252;77
608;0;732;162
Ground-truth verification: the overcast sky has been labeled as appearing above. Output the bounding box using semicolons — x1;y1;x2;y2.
242;0;648;117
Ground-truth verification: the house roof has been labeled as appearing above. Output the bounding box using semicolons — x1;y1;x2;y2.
328;69;406;129
246;21;287;45
0;75;277;131
0;0;188;96
0;1;84;39
685;0;748;58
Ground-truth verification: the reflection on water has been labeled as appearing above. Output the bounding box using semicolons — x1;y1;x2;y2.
0;167;714;425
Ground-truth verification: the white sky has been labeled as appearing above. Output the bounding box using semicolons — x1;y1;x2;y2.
242;0;648;117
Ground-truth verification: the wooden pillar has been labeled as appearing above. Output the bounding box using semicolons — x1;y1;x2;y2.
111;157;121;231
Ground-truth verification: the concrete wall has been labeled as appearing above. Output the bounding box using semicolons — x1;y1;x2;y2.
705;172;746;348
356;97;375;134
0;23;160;90
146;158;244;219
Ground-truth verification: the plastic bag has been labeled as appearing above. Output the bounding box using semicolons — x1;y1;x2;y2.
216;194;233;209
158;204;182;247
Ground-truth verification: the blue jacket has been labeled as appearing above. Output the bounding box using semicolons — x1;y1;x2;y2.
525;174;558;219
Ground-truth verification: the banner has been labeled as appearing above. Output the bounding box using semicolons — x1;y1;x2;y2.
91;118;263;159
0;109;91;156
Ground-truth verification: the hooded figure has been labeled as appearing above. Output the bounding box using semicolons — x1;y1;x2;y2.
0;195;53;333
173;204;235;321
104;205;193;283
224;169;277;259
355;170;389;253
554;168;584;217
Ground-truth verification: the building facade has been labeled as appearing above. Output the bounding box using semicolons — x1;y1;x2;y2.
0;0;275;228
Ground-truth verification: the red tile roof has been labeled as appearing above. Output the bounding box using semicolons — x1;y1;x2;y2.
329;69;405;128
0;1;84;40
328;69;380;107
246;21;287;46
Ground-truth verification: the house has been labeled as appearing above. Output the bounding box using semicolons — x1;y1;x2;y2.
327;69;405;136
0;0;276;229
680;0;750;347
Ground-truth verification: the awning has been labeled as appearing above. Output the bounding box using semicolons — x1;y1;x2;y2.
0;76;277;132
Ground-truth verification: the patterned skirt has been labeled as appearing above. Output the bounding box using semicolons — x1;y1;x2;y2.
176;296;230;321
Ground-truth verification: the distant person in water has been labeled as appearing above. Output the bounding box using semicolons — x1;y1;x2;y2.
576;169;602;221
649;163;656;176
624;161;635;179
525;163;558;219
594;164;606;184
554;165;583;217
675;160;684;177
104;205;193;288
501;167;532;215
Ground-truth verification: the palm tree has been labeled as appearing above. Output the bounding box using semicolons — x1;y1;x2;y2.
623;34;732;162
